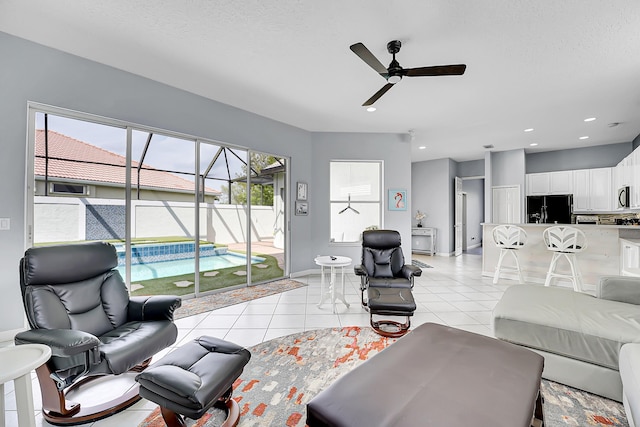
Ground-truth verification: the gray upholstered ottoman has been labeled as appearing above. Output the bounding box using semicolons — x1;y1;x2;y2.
136;336;251;427
306;323;544;427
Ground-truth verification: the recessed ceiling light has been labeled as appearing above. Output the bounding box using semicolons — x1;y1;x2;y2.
529;143;538;146
584;117;596;122
418;146;426;150
366;107;376;112
524;128;534;132
579;136;589;140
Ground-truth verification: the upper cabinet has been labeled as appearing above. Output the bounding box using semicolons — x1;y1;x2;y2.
526;171;573;195
573;167;613;212
613;149;640;209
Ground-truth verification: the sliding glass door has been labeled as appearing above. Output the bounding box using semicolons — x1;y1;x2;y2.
28;105;289;299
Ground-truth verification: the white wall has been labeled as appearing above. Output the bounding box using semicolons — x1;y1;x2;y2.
310;133;412;264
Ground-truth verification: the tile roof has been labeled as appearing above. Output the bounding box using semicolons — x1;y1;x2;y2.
35;130;220;195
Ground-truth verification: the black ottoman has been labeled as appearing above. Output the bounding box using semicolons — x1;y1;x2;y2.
367;286;416;337
135;336;251;427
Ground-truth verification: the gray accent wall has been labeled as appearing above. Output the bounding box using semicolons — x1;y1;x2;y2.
526;142;632;173
457;159;485;177
633;134;640;151
412;159;454;254
0;32;411;336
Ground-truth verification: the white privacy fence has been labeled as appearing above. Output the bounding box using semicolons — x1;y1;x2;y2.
34;196;281;247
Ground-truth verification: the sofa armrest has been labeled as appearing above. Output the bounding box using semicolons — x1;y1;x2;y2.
128;295;182;321
401;265;422;280
597;276;640;305
15;329;100;358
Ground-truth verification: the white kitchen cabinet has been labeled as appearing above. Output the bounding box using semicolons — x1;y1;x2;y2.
549;171;573;194
573;168;613;212
527;173;550;195
621;239;640;277
633;149;640;208
526;171;572;195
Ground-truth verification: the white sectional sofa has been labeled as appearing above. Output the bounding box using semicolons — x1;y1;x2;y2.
493;276;640;420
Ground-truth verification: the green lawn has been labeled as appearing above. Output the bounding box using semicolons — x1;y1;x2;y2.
130;252;284;296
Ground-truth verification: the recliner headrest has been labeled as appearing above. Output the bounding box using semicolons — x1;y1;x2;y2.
362;230;401;249
22;242;118;286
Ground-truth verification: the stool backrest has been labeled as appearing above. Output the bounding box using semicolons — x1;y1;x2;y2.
492;225;527;249
543;226;587;253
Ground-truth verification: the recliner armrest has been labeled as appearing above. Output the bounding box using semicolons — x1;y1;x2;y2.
597;276;640;305
128;295;182;321
15;329;100;358
354;265;368;277
401;264;422;279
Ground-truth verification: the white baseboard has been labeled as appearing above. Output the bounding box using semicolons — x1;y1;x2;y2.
467;243;482;250
290;269;317;278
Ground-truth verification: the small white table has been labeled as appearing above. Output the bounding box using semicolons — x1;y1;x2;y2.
0;344;51;427
315;256;351;313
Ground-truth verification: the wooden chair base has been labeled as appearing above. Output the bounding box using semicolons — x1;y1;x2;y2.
42;389;141;425
36;359;151;425
160;396;241;427
370;316;411;338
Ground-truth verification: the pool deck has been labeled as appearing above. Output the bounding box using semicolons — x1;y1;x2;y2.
227;238;284;270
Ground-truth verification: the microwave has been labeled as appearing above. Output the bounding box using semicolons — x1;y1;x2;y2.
618;186;630;208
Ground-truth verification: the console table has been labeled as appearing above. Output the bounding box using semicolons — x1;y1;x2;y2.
411;227;436;256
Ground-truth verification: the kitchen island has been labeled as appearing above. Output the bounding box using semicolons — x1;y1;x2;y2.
482;223;640;291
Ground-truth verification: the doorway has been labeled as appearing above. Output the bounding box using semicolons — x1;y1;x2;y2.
462;177;485;255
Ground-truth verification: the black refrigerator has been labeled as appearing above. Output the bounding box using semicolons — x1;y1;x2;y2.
526;195;573;224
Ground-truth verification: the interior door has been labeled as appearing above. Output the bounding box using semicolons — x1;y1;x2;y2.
454;176;463;256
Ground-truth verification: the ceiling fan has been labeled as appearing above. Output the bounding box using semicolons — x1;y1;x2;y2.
349;40;466;106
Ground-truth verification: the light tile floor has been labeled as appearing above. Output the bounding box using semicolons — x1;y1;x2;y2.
3;250;517;426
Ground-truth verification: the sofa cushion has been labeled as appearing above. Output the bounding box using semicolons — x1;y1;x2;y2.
493;285;640;371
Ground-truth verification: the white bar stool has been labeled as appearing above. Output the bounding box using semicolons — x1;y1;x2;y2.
492;225;527;284
543;226;587;292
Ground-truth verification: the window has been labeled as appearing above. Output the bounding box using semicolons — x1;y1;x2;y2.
330;161;382;243
50;183;88;195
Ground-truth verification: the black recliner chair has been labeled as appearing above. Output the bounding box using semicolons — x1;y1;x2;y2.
355;230;422;336
14;242;181;425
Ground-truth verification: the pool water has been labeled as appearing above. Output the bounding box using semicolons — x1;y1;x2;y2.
117;253;265;282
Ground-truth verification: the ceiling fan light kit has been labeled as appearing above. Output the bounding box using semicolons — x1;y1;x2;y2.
350;40;466;106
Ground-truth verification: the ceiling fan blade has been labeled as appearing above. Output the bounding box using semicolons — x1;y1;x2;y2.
405;64;467;77
362;83;394;106
350;42;388;76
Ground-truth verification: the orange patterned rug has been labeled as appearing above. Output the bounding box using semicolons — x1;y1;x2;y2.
139;326;628;426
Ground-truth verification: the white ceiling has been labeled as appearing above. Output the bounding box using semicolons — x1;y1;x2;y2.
1;0;639;162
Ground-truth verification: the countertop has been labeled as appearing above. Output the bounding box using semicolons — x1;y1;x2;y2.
482;223;640;229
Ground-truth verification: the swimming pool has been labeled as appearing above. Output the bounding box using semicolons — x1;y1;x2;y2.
117;252;265;282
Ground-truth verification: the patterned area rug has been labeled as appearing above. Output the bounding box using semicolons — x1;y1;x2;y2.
173;279;306;319
411;259;433;268
139;326;628;427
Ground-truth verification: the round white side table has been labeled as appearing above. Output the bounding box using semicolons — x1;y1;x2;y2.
314;255;351;313
0;344;51;427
